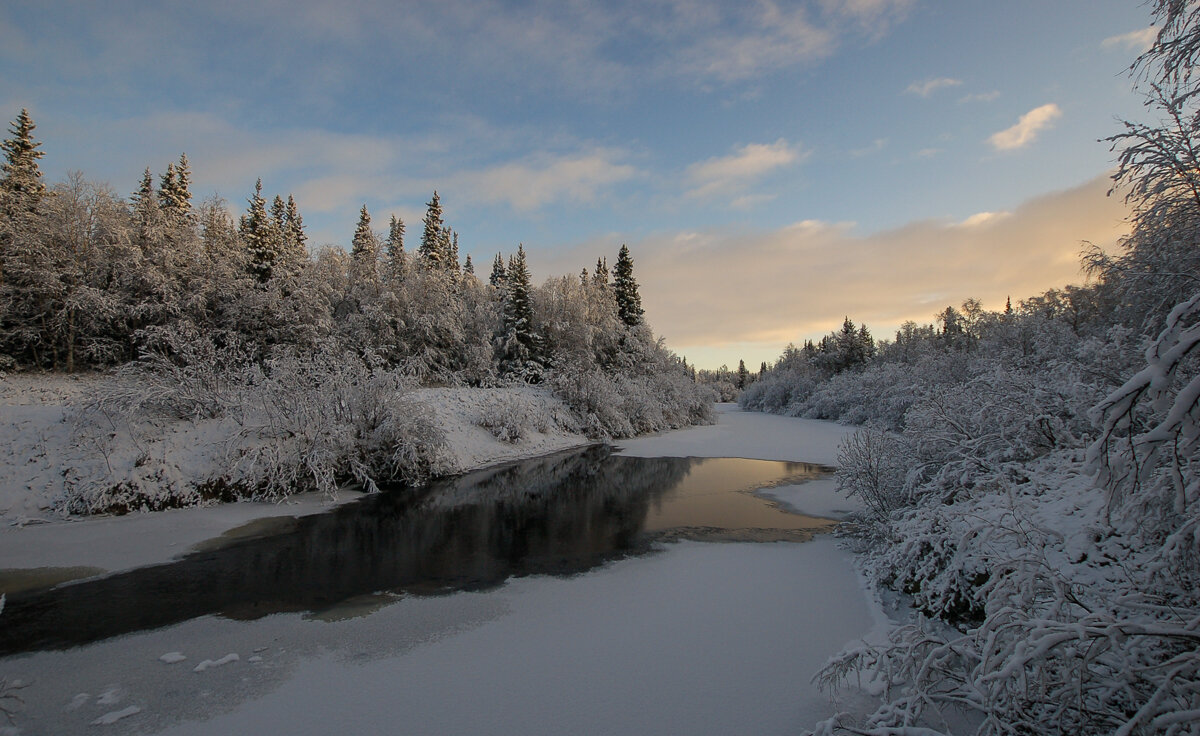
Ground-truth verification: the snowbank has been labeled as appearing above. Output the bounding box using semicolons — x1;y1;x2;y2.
0;374;588;573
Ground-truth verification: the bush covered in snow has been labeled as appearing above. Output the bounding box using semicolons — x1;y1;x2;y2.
67;339;453;513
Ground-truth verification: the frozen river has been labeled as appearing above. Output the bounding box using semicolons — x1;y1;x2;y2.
0;406;886;735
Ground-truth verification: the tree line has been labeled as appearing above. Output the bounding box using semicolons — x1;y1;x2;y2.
0;113;658;388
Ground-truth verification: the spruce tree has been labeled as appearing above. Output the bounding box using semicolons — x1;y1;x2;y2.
174;153;192;215
385;214;407;282
463;254;474;275
270;195;287;235
157;153;193;225
240;179;275;282
449;230;460;272
284;194;307;261
351;204;379;265
0;109;47;218
131;167;158;243
499;245;541;379
489;252;507;287
419;191;445;267
612;244;644;326
592;257;609;287
157;163;177;211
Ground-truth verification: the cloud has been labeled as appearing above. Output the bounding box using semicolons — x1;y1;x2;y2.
987;103;1062;151
673;3;835;82
905;77;963;97
959;90;1000;103
451;150;639;212
539;174;1129;369
685;139;804;199
851;138;888;157
1102;27;1157;53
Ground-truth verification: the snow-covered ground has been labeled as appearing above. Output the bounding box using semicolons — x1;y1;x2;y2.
0;399;885;735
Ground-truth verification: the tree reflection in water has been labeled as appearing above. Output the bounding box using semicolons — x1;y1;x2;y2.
0;447;832;655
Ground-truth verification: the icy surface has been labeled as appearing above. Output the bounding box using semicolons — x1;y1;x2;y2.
0;397;882;735
616;402;853;466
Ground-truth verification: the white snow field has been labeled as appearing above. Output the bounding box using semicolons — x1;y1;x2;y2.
0;402;885;736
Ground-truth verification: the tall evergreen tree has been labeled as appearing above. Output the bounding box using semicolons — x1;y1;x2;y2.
612;244;644;326
156;153;193;225
157;163;177;212
448;230;461;272
463;253;474;275
489;252;507;287
737;359;749;389
592;257;609;287
385;214;407;282
351;204;379;265
270;195;287;235
284;194;307;261
498;244;541;379
240;179;275;282
131;167;158;244
0;109;47;219
419;191;445;267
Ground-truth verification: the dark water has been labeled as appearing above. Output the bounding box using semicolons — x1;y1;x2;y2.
0;447;832;656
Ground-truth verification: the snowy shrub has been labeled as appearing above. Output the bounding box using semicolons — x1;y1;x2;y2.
69;341;454;512
836;427;912;523
548;360;713;440
476;392;551;443
87;324;260;422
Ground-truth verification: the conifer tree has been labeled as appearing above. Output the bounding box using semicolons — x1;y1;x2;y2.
157;162;177;211
284;194;307;260
174;153;192;215
498;244;541;379
0;109;47;219
612;244;644;326
463;254;474;275
737;359;749;389
385;214;406;282
131;167;158;243
351;205;379;266
240;179;275;282
489;252;507;287
271;195;287;235
419;191;445;267
449;230;460;272
592;257;609;287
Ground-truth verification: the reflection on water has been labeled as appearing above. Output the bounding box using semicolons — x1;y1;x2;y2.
0;448;832;655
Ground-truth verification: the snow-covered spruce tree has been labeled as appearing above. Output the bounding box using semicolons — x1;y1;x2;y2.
419;190;446;269
385;214;406;284
0;109;47;221
240;179;277;283
612;244;643;327
283;194;306;265
489;252;507;287
350;205;380;280
497;244;543;381
156;153;192;228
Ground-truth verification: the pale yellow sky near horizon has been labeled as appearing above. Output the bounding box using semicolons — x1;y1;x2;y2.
545;173;1131;371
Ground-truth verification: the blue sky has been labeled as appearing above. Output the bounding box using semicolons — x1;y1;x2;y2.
0;0;1153;368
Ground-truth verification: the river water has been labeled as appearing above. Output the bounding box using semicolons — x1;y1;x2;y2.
0;446;834;656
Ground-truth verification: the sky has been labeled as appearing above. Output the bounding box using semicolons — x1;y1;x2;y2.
0;0;1156;369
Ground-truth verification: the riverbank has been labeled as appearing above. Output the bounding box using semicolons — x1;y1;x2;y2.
0;372;595;573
